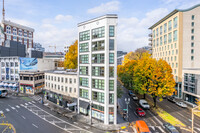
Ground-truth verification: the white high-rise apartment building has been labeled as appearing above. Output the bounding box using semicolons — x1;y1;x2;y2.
77;14;117;125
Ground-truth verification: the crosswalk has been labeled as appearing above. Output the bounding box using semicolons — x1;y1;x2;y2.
0;101;36;113
149;126;166;133
30;95;42;101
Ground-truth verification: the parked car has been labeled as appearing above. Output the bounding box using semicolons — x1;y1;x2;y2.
163;123;179;133
176;102;187;108
139;99;150;109
132;94;138;100
167;97;176;103
136;107;146;117
128;90;134;96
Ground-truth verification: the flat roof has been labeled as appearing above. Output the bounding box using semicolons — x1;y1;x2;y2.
45;70;77;75
149;4;200;29
78;14;118;27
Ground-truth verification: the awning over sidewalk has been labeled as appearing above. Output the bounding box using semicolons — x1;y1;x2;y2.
79;100;89;109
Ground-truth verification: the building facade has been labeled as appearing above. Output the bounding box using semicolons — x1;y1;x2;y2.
78;14;118;124
149;4;200;99
117;55;125;65
44;70;78;110
19;71;44;95
1;20;34;49
33;43;45;52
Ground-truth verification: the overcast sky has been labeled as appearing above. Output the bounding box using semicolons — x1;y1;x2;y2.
2;0;200;52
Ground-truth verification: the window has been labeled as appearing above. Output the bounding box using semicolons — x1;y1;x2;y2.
74;79;76;83
168;32;172;43
70;78;72;83
80;43;89;52
109;39;114;50
92;54;104;63
156;28;158;36
109;67;114;77
191;36;194;40
191;56;194;61
79;30;90;41
191;42;194;47
175;56;177;61
6;26;11;34
191;29;194;34
192;15;195;20
18;29;22;36
191;22;194;27
168;20;172;31
70;87;72;93
109;94;114;104
79;77;88;87
61;77;63;83
80;89;88;99
24;30;27;37
79;54;89;64
164;23;167;33
92;91;104;103
173;17;178;28
92;67;104;77
74;88;76;93
156;38;159;46
29;32;32;38
153;30;155;37
92;40;104;51
109;26;114;37
65;87;68;92
109;80;114;91
54;76;56;81
160;26;162;35
92;26;105;39
92;79;104;90
109;53;114;64
164;35;167;44
176;63;178;68
173;30;177;41
65;78;68;83
80;66;88;75
191;49;194;54
160;37;162;45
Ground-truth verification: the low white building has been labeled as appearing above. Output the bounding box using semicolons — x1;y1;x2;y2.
44;70;78;111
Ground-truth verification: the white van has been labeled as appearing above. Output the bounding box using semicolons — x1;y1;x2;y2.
139;99;150;109
0;88;8;97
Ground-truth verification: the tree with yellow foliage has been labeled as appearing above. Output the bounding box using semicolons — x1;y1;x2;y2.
64;40;78;69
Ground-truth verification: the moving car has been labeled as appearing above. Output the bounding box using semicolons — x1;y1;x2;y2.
135;120;150;133
167;97;176;103
128;90;134;96
0;88;8;97
136;107;146;117
139;99;150;109
176;102;187;108
132;94;138;100
163;123;179;133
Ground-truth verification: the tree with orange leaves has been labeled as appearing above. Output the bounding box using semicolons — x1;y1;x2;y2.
64;40;78;69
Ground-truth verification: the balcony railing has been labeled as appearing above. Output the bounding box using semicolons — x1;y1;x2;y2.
148;33;152;37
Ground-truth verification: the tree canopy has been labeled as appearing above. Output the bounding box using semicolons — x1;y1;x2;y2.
64;40;78;69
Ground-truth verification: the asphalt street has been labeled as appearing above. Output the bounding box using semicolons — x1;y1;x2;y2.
146;95;200;133
0;95;103;133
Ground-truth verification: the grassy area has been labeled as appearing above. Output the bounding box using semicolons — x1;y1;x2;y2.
21;97;32;102
146;99;186;127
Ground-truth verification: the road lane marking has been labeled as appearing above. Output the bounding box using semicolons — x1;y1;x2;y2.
32;124;38;128
28;102;32;104
16;105;20;108
147;110;163;125
195;127;200;131
156;126;165;133
11;106;16;109
6;109;10;112
32;101;36;103
25;103;28;106
20;104;24;106
21;115;26;119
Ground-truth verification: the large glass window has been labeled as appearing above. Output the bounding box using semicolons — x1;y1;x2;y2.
109;67;114;77
79;77;88;87
109;26;114;37
92;91;104;103
160;37;162;46
92;27;105;39
109;53;114;64
173;30;177;41
79;55;89;64
79;30;90;41
109;94;114;104
80;66;88;75
80;43;89;52
160;26;162;35
168;32;172;43
80;89;88;99
92;67;104;76
173;17;177;28
92;40;104;51
92;79;104;90
164;35;167;44
92;54;104;63
168;20;172;31
109;39;114;50
109;80;114;91
164;23;167;33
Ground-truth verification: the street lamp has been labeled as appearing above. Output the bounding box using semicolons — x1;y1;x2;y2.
125;98;130;122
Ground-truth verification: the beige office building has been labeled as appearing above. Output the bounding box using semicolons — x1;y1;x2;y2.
149;4;200;99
